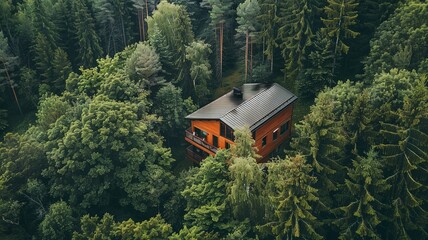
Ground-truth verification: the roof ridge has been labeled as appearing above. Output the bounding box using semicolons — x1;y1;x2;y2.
219;83;269;118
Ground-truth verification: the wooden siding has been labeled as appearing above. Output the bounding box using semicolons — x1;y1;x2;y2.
187;103;294;162
190;120;233;149
253;104;294;162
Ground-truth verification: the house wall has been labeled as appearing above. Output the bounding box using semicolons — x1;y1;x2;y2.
190;120;233;150
253;104;294;162
187;103;294;162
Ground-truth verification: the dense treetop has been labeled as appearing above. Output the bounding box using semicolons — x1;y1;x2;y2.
0;0;427;239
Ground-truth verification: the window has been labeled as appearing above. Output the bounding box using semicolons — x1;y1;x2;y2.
273;128;279;140
280;121;289;135
213;135;218;147
226;142;230;149
194;127;207;139
262;136;267;147
220;122;235;141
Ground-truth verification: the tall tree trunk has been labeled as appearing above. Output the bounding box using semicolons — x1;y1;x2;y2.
332;1;344;77
219;22;224;80
250;37;253;79
2;61;22;114
137;9;143;41
245;30;249;82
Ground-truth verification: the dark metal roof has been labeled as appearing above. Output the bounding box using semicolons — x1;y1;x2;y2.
186;83;297;130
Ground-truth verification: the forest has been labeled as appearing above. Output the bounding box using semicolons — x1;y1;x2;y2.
0;0;427;239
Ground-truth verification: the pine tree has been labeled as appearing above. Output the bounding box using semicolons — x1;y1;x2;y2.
72;0;103;68
236;0;260;82
202;0;233;80
259;155;322;239
334;150;390;239
321;0;359;75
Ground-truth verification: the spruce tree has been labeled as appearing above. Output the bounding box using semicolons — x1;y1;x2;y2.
51;48;72;93
259;155;322;239
377;77;428;239
258;0;278;73
321;0;359;75
72;0;103;68
277;0;316;81
334;150;390;239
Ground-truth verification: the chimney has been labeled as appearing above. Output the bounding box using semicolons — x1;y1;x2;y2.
233;87;243;98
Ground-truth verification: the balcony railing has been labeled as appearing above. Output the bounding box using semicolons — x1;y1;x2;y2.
186;146;207;162
185;129;218;153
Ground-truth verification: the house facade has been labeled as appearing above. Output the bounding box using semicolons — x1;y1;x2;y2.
185;83;297;163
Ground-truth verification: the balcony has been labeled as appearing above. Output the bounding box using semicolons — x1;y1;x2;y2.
185;129;218;154
186;145;209;163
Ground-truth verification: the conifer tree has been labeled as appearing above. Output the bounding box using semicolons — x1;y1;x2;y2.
258;0;278;73
147;1;194;89
377;77;428;239
32;0;58;49
72;0;103;68
201;0;233;80
236;0;260;82
259;155;322;239
321;0;359;75
334;150;390;239
126;42;165;90
277;0;316;81
33;33;55;82
51;48;72;93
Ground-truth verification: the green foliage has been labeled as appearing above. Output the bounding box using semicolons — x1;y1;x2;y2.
181;150;233;234
259;155;322;240
72;0;103;68
36;94;70;131
126;42;165;90
147;1;194;87
0;130;46;226
230;126;259;159
39;201;75;240
277;0;316;79
74;213;173;240
321;0;359;54
258;0;278;72
334;150;390;239
153;84;197;138
51;48;72;93
364;2;428;80
299;32;334;98
375;74;428;238
170;226;218;240
185;40;212;103
44;95;174;212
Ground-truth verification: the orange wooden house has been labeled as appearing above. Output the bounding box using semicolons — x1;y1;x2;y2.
185;83;297;163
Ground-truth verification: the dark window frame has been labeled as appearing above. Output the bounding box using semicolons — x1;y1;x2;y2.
280;121;289;135
213;135;218;147
262;136;267;147
273;128;279;141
